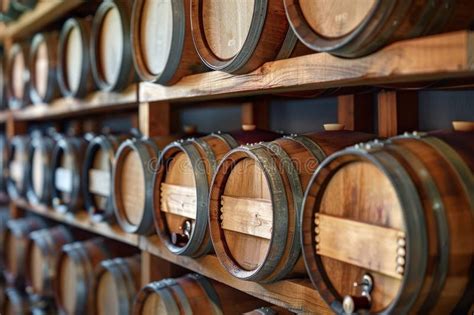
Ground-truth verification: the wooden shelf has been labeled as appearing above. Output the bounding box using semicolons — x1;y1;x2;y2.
140;31;474;103
139;236;331;314
14;199;140;247
12;84;138;121
0;0;82;40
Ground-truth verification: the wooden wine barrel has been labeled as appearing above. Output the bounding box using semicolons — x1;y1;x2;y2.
25;225;73;298
301;131;474;314
83;135;124;222
51;135;88;213
152;126;279;257
0;55;8;110
0;134;9;195
112;136;178;235
28;32;60;104
131;0;206;85
209;129;376;282
284;0;474;57
0;210;9;268
6;135;30;199
133;273;263;315
91;0;135;91
190;0;309;74
26;131;55;205
0;0;22;22
6;43;29;109
54;238;112;315
57;18;95;98
3;217;46;286
3;288;30;315
93;255;140;315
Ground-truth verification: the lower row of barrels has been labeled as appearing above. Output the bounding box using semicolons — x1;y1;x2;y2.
1;123;473;314
0;215;286;315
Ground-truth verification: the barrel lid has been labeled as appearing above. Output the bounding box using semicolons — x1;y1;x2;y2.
452;120;474;132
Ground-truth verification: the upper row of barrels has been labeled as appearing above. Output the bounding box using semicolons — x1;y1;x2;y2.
3;0;474;109
1;120;473;314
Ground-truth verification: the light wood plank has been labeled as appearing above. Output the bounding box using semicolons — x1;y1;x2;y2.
88;169;111;197
140;31;474;103
220;195;272;239
315;213;405;279
160;183;197;219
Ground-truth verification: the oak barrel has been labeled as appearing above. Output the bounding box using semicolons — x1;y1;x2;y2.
301;131;474;314
6;43;29;109
131;0;205;85
91;0;135;91
190;0;308;74
57;18;95;98
83;134;124;223
3;217;46;286
54;237;112;315
3;288;30;315
0;54;8;110
152;126;279;257
28;32;60;104
209;129;376;282
285;0;474;57
7;135;30;199
0;0;33;22
25;225;73;298
0;210;9;267
133;273;263;315
26;131;55;205
51;135;88;213
112;135;178;235
93;255;140;315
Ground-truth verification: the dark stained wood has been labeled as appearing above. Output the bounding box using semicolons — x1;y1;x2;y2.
338;94;374;133
378;90;419;137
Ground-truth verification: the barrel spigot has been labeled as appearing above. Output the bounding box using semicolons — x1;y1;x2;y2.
171;219;193;246
343;273;373;314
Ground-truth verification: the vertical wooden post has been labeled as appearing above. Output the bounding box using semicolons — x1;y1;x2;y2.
241;97;270;129
337;94;374;132
139;101;176;137
377;90;419;137
140;248;187;287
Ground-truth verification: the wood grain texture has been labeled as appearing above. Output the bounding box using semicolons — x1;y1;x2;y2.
378;90;419;137
338;93;374;132
140;31;474;103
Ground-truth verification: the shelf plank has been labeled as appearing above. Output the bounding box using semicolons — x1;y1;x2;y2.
0;0;83;40
139;236;331;314
140;31;474;103
14;199;140;246
12;84;138;121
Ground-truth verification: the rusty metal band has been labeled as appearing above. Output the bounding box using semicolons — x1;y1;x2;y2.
188;273;223;315
210;133;239;149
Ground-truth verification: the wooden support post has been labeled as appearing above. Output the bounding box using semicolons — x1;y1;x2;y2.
139;102;176;137
378;91;419;137
140;249;187;287
241;97;270;129
337;94;374;133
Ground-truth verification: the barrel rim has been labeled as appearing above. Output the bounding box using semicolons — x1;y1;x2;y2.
90;0;135;92
301;146;428;314
208;145;289;281
6;43;30;110
6;135;30;199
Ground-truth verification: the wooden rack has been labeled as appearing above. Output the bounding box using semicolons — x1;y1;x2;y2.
1;3;473;314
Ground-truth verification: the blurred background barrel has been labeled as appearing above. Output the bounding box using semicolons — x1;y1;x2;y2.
25;225;73;298
26;131;55;205
131;0;205;85
0;54;8;110
153;126;278;257
28;32;60;104
284;0;474;57
54;237;112;315
6;43;29;109
3;216;46;286
112;136;178;235
2;288;30;315
209;128;376;282
301;130;473;314
93;255;140;315
57;17;95;98
90;0;135;91
7;135;30;199
0;134;9;196
0;210;9;267
51;135;88;213
190;0;308;74
83;134;124;223
133;273;264;315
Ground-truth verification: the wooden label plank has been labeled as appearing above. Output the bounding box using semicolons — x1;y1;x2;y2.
315;213;405;279
220;195;273;239
9;160;24;182
89;169;111;197
55;167;73;193
160;183;197;219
